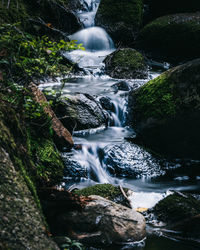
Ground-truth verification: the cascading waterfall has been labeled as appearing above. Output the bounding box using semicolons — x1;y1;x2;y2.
64;0;115;70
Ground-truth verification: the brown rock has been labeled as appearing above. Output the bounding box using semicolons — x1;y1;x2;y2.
29;83;73;149
57;195;146;246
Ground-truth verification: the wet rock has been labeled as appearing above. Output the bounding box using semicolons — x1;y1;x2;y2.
0;146;59;250
99;96;115;112
74;184;131;208
29;83;74;149
153;192;200;238
95;0;143;46
104;48;148;79
53;93;109;132
128;59;200;159
104;142;164;178
112;81;131;92
137;13;200;62
58;195;146;246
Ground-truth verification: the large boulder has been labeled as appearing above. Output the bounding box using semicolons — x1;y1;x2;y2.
74;183;131;208
137;13;200;62
0;146;59;250
56;195;146;246
128;59;200;159
95;0;143;46
152;192;200;238
53;93;109;132
103;142;164;178
144;0;200;22
104;48;148;79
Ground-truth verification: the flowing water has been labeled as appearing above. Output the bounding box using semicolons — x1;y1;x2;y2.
40;0;200;249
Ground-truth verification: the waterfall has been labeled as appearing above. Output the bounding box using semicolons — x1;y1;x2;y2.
65;0;115;70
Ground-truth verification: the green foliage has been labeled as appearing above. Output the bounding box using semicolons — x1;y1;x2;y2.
0;23;84;84
60;237;84;250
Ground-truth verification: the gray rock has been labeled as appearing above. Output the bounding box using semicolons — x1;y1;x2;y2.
59;195;146;246
54;93;109;132
104;142;165;178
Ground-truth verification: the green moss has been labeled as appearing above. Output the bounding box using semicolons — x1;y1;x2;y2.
97;0;143;27
154;193;200;223
104;48;148;79
111;49;145;70
27;133;64;186
74;184;128;200
135;71;179;119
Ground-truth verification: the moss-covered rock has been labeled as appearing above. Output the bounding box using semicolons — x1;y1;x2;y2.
95;0;143;46
153;192;200;238
137;13;200;62
0;146;59;250
104;48;148;79
74;184;131;208
128;58;200;159
144;0;200;22
0;87;64;189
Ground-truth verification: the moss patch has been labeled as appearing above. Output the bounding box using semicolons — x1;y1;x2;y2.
154;193;200;224
95;0;143;45
134;71;178;119
104;48;148;79
74;184;129;203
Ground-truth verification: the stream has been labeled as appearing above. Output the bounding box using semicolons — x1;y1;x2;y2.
40;0;200;249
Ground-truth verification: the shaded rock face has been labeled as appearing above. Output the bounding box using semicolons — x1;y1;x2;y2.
137;13;200;62
0;146;59;250
54;93;109;132
57;195;146;246
153;192;200;238
103;142;164;178
30;0;82;35
95;0;143;46
0;0;82;37
104;48;148;79
144;0;200;22
128;59;200;159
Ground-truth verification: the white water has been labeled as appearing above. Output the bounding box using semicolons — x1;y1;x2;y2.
65;0;114;71
40;0;200;214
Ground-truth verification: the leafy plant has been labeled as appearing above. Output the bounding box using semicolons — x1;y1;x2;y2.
60;237;84;250
0;23;84;84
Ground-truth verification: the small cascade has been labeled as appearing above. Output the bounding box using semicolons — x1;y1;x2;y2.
69;27;114;51
108;96;127;127
77;0;100;27
65;0;115;71
72;144;116;183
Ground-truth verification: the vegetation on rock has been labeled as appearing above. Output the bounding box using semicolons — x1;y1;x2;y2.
129;59;200;158
104;48;148;79
95;0;143;46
